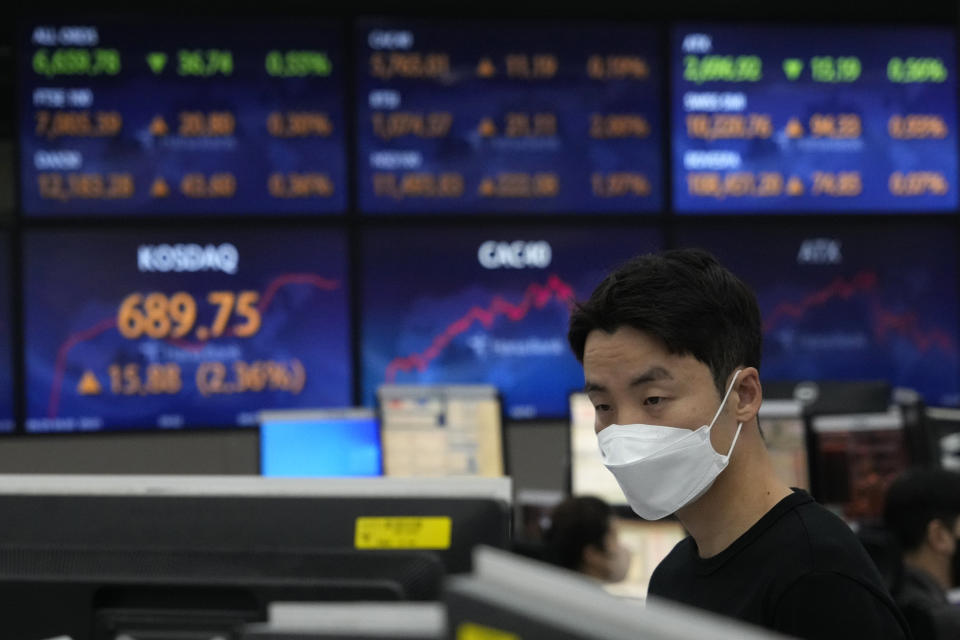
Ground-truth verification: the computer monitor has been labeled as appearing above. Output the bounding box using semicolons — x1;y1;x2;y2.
605;519;688;602
924;407;960;471
763;379;892;415
0;547;444;640
759;399;809;491
259;409;382;478
444;546;788;639
568;391;627;508
377;385;505;478
806;408;910;525
241;603;445;640
0;475;512;575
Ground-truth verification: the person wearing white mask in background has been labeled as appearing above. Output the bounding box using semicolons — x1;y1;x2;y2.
567;248;911;640
542;496;632;584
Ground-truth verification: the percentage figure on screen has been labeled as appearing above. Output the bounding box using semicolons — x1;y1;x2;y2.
268;173;335;199
266;112;333;137
888;115;948;139
586;55;650;80
889;171;949;196
888;57;948;83
589;114;651;139
265;50;332;77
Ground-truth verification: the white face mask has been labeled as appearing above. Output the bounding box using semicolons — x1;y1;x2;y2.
597;369;744;520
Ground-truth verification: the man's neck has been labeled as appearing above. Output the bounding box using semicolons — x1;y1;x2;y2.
904;549;951;592
676;445;792;559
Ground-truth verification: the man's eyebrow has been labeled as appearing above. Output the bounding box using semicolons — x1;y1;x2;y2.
629;366;673;387
583;367;673;394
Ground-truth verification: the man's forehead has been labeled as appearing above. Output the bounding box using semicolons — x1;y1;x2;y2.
584;365;677;392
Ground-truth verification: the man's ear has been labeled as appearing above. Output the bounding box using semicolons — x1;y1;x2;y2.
734;367;762;423
926;519;954;554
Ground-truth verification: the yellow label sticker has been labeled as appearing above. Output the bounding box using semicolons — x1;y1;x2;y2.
354;516;452;550
456;622;521;640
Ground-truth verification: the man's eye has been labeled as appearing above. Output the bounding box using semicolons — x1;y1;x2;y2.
594;404;611;412
644;397;663;406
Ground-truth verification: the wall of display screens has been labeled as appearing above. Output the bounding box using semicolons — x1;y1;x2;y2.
3;14;960;433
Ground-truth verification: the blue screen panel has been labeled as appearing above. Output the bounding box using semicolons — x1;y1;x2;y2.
357;20;663;214
672;25;958;213
18;20;347;216
261;412;382;477
677;224;960;405
24;228;351;432
362;226;661;419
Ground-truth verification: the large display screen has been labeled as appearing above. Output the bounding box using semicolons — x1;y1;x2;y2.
678;225;960;405
24;229;351;432
18;20;347;216
0;233;13;433
357;20;663;214
361;227;661;419
672;25;958;212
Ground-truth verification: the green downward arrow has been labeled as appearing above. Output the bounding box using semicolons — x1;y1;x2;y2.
146;52;168;75
783;58;804;81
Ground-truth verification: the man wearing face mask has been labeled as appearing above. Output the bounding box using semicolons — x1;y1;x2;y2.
542;496;632;584
567;248;910;639
884;468;960;640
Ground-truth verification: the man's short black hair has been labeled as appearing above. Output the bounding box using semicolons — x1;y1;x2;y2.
568;248;762;394
884;467;960;552
542;496;612;571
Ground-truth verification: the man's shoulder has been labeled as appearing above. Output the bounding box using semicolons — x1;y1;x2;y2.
789;499;882;571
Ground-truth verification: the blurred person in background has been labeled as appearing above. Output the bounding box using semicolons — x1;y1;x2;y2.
542;495;631;584
884;468;960;640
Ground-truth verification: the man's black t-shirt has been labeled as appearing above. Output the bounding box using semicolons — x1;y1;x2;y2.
648;490;911;639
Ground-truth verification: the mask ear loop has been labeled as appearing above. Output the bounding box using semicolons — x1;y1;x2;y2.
724;422;744;459
709;369;744;460
708;368;743;428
